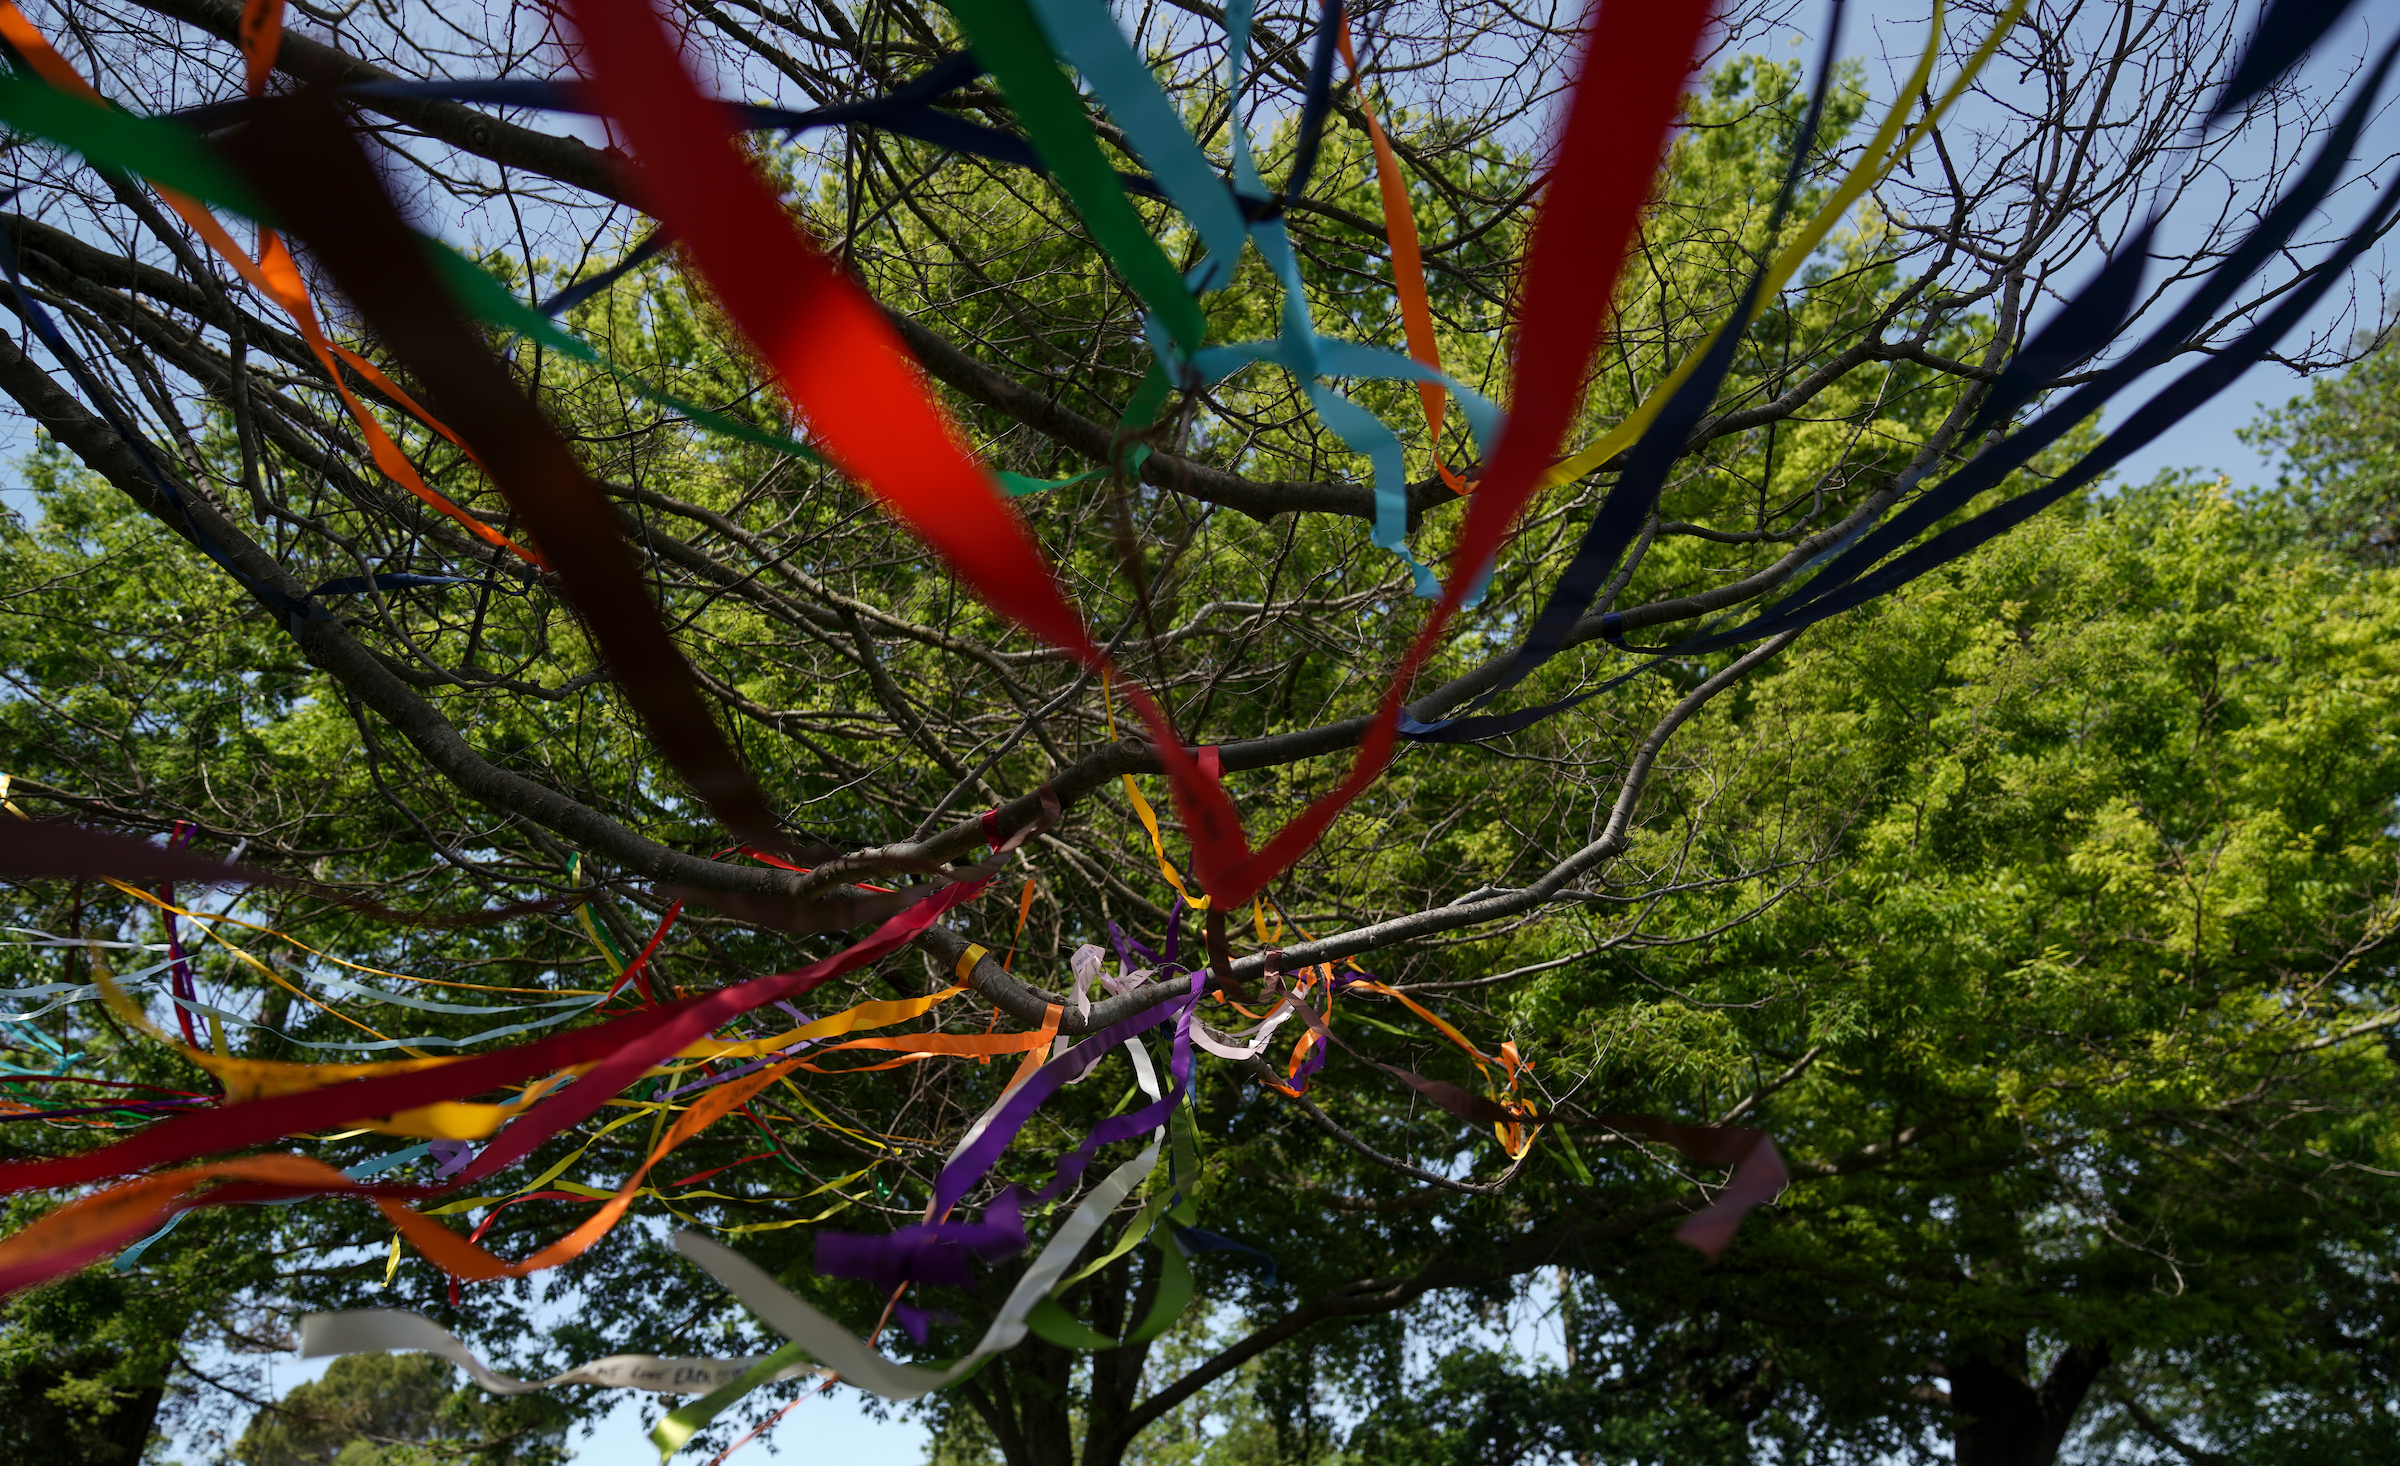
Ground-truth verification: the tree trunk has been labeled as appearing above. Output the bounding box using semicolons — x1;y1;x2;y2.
963;1251;1158;1466
1078;1252;1159;1466
1949;1337;2112;1466
958;1337;1078;1466
0;1351;169;1466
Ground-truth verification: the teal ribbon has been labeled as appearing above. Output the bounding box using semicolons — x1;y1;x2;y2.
0;31;1504;595
1007;0;1502;594
115;1142;434;1270
164;987;605;1053
1019;0;1253;289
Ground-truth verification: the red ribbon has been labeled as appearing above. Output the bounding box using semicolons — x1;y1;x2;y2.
557;0;1714;908
0;877;989;1200
602;899;685;1006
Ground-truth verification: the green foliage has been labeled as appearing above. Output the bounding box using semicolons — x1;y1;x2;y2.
1095;472;2400;1464
1341;1347;1596;1466
231;1354;567;1466
1355;477;2400;1460
0;1342;169;1466
2242;329;2400;562
0;16;2387;1466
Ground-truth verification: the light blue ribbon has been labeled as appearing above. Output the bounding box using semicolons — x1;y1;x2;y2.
167;988;606;1053
116;1142;436;1270
1018;0;1503;598
0;959;178;1022
1020;0;1254;288
311;971;600;1017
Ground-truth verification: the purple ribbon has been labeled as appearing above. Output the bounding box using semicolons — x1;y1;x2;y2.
927;969;1199;1221
1283;1031;1331;1091
655;1018;819;1102
1106;921;1147;977
1108;898;1183;974
427;1139;476;1180
815;1189;1024;1292
803;972;1197;1296
821;900;1279;1292
892;1302;958;1344
1016;970;1203;1212
1276;968;1379;1093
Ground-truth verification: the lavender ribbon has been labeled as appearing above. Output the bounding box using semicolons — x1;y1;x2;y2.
428;1139;476;1180
655;1014;819;1102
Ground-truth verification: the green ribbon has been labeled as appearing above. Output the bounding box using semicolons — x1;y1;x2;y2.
425;246;840;467
0;72;1160;496
649;1340;811;1460
1023;1233;1192;1349
0;75;266;217
939;0;1207;356
0;74;825;475
1022;1105;1203;1349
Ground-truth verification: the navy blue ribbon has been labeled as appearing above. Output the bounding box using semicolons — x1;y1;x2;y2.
526;228;669;323
171;51;1182;209
1405;17;2397;744
2209;0;2365;127
1400;0;1846;741
1275;0;1345;213
1170;1222;1279;1285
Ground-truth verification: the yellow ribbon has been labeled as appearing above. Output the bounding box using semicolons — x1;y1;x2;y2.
1104;670;1209;909
1541;0;2027;489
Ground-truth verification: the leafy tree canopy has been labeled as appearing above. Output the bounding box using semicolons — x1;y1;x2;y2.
233;1354;567;1466
0;3;2391;1465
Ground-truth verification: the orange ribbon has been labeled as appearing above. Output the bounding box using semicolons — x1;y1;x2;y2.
1258;895;1533;1154
0;1153;354;1292
1337;19;1473;495
0;3;539;566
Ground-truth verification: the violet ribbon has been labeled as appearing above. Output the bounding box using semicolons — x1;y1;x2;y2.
929;969;1201;1221
1108;899;1184;974
892;1302;959;1345
815;1190;1026;1293
1278;968;1378;1093
427;1139;476;1180
829;901;1236;1292
656;1015;819;1102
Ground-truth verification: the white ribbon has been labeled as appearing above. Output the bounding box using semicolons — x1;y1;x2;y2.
0;959;176;1021
298;1309;819;1396
1188;1001;1296;1061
